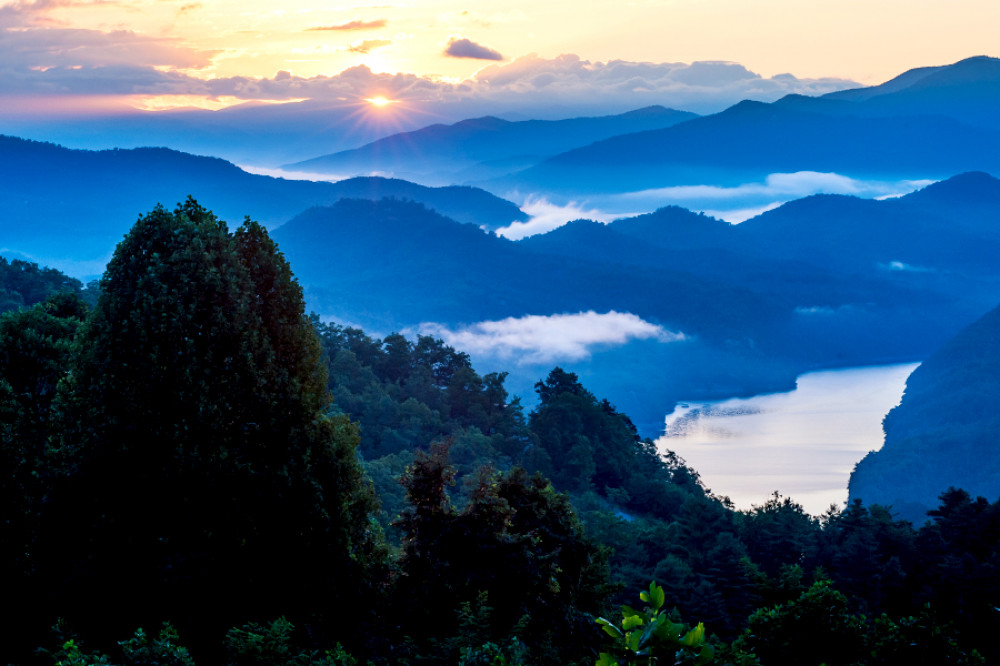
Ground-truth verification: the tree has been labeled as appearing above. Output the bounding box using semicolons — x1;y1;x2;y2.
394;445;613;663
0;292;89;656
0;257;85;313
731;578;868;666
37;199;383;659
529;367;639;492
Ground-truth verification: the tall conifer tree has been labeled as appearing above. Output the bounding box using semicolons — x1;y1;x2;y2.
40;199;382;657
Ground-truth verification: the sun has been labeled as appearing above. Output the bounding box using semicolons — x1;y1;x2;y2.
364;95;394;108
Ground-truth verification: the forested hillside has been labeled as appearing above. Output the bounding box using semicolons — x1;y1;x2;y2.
849;302;1000;522
2;200;999;665
0;257;93;313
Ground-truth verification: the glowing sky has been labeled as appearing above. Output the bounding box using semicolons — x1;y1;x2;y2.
1;0;998;114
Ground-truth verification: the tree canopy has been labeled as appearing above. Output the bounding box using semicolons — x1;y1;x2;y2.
32;199;383;659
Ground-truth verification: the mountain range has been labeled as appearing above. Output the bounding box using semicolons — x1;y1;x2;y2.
499;96;1000;193
267;171;1000;430
273;56;1000;198
495;55;1000;194
285;106;698;186
0;136;523;272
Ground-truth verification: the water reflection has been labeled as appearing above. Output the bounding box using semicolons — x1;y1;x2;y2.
656;363;919;515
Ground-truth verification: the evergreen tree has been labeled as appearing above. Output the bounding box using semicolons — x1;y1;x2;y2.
37;199;383;659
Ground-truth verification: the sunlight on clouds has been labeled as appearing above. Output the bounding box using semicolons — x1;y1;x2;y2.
414;311;685;365
128;94;300;111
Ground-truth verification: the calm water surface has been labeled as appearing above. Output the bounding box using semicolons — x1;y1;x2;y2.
655;363;919;515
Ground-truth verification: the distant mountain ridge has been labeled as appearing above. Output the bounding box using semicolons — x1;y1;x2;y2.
491;56;1000;195
821;56;1000;130
0;135;525;269
271;197;775;337
285;106;698;185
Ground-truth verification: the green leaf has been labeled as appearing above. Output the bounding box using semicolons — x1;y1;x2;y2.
597;618;624;639
648;582;665;611
622;614;644;631
636;616;660;653
596;653;619;666
682;622;706;648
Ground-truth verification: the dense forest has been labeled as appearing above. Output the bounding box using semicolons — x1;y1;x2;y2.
2;200;998;665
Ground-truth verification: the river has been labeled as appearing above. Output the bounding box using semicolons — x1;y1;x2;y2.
655;363;919;515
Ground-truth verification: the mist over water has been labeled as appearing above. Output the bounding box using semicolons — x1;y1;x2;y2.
656;363;919;515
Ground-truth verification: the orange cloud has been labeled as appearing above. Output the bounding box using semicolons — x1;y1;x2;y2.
306;19;386;31
347;39;391;55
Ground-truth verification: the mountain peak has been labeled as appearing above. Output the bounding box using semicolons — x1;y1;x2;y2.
902;171;1000;205
451;116;511;130
824;55;1000;102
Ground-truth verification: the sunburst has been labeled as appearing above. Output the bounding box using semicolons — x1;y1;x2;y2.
364;95;394;108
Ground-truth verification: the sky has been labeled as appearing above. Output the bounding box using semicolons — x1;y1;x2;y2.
2;0;998;118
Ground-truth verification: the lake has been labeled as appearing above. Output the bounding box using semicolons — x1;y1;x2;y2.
655;363;919;515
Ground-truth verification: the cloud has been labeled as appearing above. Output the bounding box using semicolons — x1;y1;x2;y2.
467;54;857;114
306;19;387;31
413;311;685;365
495;196;617;240
878;260;934;273
0;0;82;28
0;45;859;121
445;38;503;61
490;173;935;236
0;27;218;72
602;173;936;223
347;39;391;54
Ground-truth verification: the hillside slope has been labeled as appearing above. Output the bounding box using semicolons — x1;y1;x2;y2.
849;303;1000;522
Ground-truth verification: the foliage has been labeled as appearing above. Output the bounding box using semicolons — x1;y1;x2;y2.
34;199;384;658
730;578;867;666
41;621;116;666
0;292;90;656
119;624;196;666
457;637;529;666
393;445;614;664
729;575;984;666
866;609;984;666
224;618;357;666
595;581;713;665
0;256;86;313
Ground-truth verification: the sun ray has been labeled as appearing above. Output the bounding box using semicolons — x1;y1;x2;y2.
364;95;395;108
